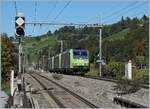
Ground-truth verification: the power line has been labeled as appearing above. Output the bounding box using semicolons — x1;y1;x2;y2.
45;1;58;21
102;1;139;21
129;9;148;18
46;0;71;31
86;1;123;24
52;0;71;22
103;2;147;24
34;1;37;22
14;1;18;15
41;1;58;35
32;1;37;35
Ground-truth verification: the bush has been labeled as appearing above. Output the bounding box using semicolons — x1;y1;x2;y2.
32;43;36;46
102;62;124;79
2;80;10;95
134;69;149;83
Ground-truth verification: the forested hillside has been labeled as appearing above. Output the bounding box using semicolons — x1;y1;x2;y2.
22;15;148;66
1;15;147;83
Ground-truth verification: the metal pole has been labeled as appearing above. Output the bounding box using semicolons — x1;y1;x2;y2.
43;56;44;70
23;53;25;74
18;38;22;78
17;38;22;92
99;28;102;77
60;40;63;53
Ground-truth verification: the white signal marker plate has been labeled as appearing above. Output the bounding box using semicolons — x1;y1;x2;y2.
16;17;24;26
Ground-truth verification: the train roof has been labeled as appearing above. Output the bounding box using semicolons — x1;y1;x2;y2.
72;48;88;51
51;48;88;58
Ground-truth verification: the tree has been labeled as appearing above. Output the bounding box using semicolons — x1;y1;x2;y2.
141;15;148;23
1;33;17;79
47;30;52;35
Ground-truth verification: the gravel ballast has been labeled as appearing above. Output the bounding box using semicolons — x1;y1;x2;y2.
39;72;149;108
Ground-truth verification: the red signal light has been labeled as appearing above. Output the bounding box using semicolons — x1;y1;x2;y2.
16;26;24;36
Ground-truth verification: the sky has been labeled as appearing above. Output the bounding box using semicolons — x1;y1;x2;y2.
1;0;149;37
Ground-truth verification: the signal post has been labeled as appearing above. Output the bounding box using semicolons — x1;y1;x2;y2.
15;12;25;91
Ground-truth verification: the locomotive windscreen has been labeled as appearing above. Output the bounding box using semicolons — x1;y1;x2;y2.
73;49;88;59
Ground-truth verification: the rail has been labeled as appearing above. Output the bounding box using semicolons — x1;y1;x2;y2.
30;73;65;108
30;72;99;108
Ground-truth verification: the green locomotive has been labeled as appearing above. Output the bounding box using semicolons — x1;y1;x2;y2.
48;48;90;75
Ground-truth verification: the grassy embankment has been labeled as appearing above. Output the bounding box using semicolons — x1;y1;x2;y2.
2;80;10;95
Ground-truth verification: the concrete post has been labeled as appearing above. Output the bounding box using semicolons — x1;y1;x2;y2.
11;70;14;96
125;63;128;78
128;60;132;79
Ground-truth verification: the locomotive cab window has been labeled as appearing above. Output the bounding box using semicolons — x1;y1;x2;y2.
73;51;80;56
81;51;87;56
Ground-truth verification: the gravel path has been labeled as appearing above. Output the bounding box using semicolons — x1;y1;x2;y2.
0;91;8;108
39;72;149;108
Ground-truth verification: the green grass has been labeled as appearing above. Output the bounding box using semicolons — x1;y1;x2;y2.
2;80;10;95
23;35;57;62
103;28;129;41
134;69;149;79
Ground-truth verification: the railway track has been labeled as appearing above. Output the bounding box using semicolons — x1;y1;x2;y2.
28;72;99;108
24;74;58;108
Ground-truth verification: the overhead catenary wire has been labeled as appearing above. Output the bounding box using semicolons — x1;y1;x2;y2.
52;0;72;23
103;2;147;24
14;1;18;15
32;1;37;35
46;0;72;31
39;1;58;35
87;1;138;24
86;1;123;24
129;9;148;19
45;1;58;21
25;1;147;35
102;1;139;21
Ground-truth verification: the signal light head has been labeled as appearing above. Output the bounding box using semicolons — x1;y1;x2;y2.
16;26;24;36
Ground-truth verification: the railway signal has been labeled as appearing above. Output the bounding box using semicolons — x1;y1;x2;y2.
15;13;25;37
15;12;25;92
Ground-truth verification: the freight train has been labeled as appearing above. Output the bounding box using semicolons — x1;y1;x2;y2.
48;48;90;75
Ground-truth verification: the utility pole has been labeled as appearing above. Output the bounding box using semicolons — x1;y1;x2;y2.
42;56;44;70
98;15;102;77
48;48;51;71
99;27;102;77
23;50;26;74
58;40;63;53
61;40;63;53
18;38;22;78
